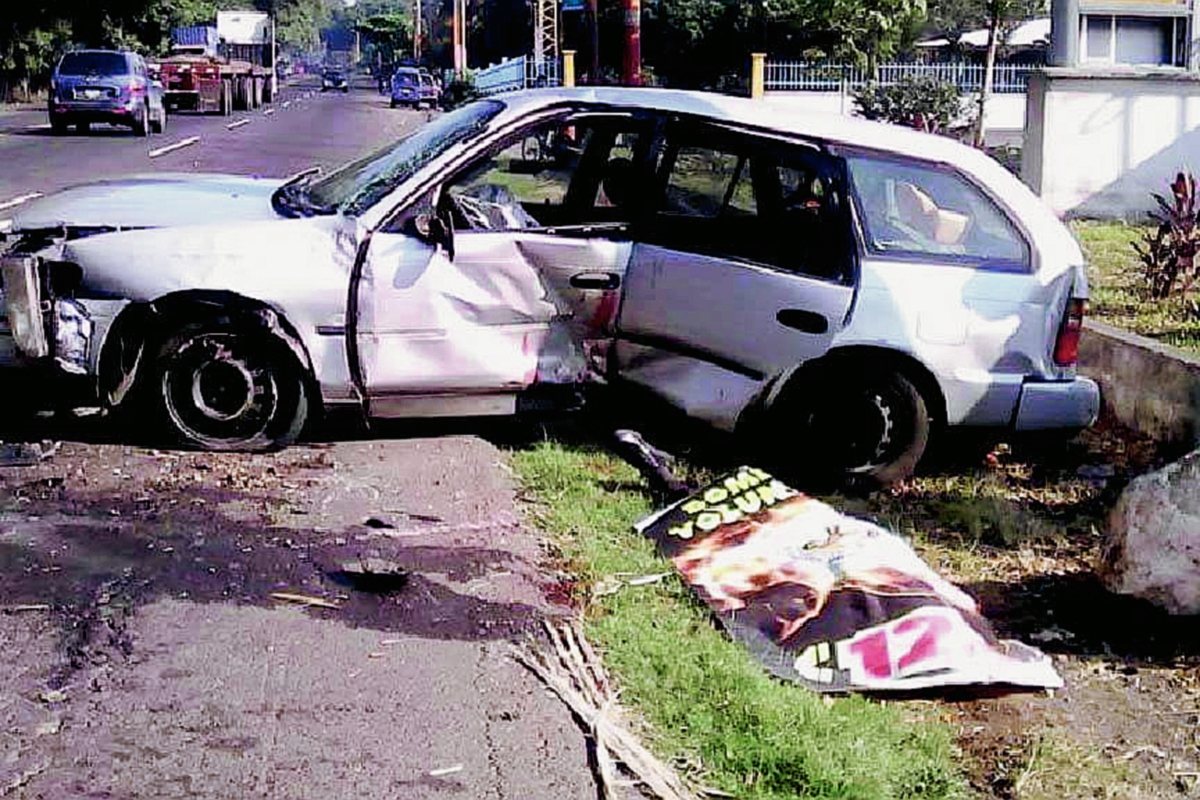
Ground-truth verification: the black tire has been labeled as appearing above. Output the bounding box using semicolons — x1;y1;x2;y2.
132;104;148;136
390;98;398;108
769;365;930;487
50;118;68;135
151;324;308;452
151;108;164;134
75;121;90;134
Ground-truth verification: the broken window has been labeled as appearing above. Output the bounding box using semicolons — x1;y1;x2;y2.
642;128;853;282
444;116;650;231
846;154;1030;272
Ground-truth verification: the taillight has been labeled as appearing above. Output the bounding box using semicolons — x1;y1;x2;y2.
1053;297;1086;366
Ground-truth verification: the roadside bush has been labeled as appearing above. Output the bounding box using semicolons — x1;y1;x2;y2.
1134;171;1200;299
440;77;479;110
852;75;966;135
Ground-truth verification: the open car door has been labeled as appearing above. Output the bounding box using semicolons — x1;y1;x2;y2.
351;111;657;417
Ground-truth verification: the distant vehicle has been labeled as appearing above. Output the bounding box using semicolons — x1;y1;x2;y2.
390;67;438;109
1;88;1098;482
322;70;349;93
48;50;166;136
160;21;274;115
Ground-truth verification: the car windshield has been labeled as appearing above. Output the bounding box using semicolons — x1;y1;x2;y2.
395;72;417;85
304;99;505;215
59;52;127;76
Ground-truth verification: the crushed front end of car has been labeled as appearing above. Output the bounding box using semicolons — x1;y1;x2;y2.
0;225;122;408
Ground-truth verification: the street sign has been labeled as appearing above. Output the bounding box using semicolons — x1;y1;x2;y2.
563;0;585;12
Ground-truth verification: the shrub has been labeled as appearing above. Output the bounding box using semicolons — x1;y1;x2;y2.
439;77;479;110
852;75;966;135
1134;172;1200;299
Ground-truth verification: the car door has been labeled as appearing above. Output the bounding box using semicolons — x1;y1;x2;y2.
352;112;652;413
614;122;859;427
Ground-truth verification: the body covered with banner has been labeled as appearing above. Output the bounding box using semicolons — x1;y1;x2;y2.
635;467;1062;693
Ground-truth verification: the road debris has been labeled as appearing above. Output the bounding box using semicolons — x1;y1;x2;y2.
428;764;464;777
1;760;49;796
268;592;340;609
1;604;50;614
636;466;1064;693
38;689;66;704
513;620;695;800
626;573;672;586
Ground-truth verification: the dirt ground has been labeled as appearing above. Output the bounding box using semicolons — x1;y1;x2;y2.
884;416;1200;799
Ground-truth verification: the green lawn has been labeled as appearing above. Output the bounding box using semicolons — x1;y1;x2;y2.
513;443;967;800
1072;220;1200;353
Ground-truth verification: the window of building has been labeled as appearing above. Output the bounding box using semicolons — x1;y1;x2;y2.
1081;14;1186;67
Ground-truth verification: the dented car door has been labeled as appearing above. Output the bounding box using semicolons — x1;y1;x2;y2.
615;123;859;428
351;113;649;412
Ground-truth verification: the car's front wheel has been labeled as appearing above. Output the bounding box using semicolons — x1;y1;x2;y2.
152;324;309;452
770;365;930;487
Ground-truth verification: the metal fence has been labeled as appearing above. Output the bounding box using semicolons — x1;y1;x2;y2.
764;61;1037;94
472;56;561;95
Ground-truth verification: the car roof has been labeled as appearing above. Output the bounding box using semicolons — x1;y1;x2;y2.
498;87;998;171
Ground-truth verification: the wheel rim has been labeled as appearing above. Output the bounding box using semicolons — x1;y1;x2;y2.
163;333;279;446
804;386;898;473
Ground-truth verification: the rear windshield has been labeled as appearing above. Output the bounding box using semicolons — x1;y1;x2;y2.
59;52;128;76
394;72;417;85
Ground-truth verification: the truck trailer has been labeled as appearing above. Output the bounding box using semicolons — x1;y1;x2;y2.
160;13;274;115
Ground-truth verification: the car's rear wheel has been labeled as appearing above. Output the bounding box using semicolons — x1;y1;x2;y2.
150;107;164;134
152;324;308;452
769;365;930;487
75;121;90;134
50;118;68;135
132;104;148;136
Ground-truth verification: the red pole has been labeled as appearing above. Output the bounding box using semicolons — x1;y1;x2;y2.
622;0;640;85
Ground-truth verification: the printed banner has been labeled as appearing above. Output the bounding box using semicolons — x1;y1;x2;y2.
634;467;1062;693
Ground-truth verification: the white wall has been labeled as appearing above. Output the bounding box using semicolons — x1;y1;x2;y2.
1023;68;1200;219
762;91;1026;132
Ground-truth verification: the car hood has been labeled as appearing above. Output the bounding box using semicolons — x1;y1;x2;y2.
7;174;284;231
60;215;358;305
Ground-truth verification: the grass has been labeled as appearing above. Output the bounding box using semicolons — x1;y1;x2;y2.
1071;220;1200;353
513;442;967;800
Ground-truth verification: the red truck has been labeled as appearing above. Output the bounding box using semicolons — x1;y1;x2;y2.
160;14;274;115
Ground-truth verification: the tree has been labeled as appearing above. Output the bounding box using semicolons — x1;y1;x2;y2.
972;0;1041;146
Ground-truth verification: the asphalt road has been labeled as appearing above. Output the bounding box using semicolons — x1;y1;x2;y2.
0;78;603;799
0;75;425;201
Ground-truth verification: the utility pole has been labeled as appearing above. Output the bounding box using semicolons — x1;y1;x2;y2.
452;0;467;75
622;0;641;85
588;0;599;82
415;0;422;60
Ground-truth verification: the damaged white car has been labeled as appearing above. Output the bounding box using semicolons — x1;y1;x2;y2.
0;88;1099;483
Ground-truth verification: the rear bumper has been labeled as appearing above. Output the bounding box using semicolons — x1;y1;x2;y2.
1012;377;1101;431
49;98;140;124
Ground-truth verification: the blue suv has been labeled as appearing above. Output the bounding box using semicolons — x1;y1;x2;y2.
48;50;167;136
